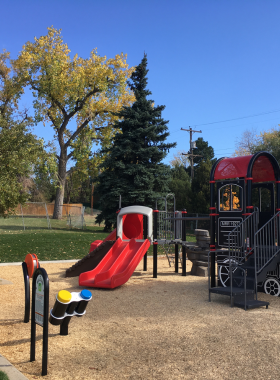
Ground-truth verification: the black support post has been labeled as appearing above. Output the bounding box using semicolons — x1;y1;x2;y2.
60;316;71;336
153;210;158;278
276;181;280;246
182;210;187;276
277;182;280;211
30;267;49;376
22;262;30;323
175;244;179;273
209;181;217;288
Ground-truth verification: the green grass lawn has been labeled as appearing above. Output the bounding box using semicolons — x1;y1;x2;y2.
0;217;196;263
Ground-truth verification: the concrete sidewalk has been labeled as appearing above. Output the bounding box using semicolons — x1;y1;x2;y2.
0;259;78;266
0;354;28;380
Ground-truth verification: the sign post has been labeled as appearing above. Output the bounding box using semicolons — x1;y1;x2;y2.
22;262;30;323
30;267;49;376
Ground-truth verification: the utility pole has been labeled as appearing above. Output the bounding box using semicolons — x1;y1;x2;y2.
181;127;202;180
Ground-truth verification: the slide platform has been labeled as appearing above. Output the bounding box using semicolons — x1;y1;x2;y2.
79;237;150;289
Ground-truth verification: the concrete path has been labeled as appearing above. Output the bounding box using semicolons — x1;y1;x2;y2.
0;259;78;266
0;355;28;380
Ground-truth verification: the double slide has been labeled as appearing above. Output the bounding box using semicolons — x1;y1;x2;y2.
79;237;150;289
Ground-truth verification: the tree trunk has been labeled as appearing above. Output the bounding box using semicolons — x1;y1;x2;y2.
53;152;67;219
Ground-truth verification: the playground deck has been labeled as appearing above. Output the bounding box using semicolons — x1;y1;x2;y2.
0;257;279;380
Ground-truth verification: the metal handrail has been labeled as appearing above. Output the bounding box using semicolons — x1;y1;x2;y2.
227;208;259;306
228;207;259;265
254;211;280;275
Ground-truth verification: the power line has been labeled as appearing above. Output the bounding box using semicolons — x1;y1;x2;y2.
191;108;280;127
214;148;235;151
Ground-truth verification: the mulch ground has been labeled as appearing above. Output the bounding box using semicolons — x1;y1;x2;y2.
0;257;280;380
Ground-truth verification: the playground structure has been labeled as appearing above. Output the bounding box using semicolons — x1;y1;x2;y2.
49;289;92;335
208;151;280;309
78;206;151;288
154;193;209;271
66;195;211;289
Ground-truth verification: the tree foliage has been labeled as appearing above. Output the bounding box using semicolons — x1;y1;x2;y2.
12;26;135;218
189;159;213;213
234;128;259;156
251;128;280;162
96;55;176;230
234;127;280;164
193;137;215;165
170;150;189;167
169;165;191;211
170;137;215;214
0;117;46;216
0;50;56;215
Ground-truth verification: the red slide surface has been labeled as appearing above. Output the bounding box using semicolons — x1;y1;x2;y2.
79;237;150;289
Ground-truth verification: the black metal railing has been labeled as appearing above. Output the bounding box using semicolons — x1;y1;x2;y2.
254;211;280;274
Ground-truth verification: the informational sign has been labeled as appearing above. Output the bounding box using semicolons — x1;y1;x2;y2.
31;267;49;376
218;217;243;247
35;274;44;327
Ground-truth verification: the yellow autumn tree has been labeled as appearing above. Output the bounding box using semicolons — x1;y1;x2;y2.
12;26;135;218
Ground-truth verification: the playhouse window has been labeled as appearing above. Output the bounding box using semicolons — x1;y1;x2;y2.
252;187;271;212
219;184;242;211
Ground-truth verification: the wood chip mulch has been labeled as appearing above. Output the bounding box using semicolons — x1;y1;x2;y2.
0;257;280;380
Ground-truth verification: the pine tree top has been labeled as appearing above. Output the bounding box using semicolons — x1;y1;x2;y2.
128;54;151;100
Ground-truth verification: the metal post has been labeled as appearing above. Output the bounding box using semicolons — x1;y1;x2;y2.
175;244;179;273
20;204;25;231
116;209;120;239
182;210;187;276
209;181;216;288
44;203;51;229
22;262;30;323
30;267;49;376
60;316;71;336
153;210;158;278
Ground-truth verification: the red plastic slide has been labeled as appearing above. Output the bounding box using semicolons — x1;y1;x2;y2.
79;237;150;289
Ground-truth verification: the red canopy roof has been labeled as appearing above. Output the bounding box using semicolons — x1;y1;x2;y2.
214;154;276;182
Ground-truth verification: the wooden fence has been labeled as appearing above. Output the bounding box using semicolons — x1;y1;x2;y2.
15;203;83;217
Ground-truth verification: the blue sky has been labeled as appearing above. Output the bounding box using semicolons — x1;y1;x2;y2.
2;0;280;165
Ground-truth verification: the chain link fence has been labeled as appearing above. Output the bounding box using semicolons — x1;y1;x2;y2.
0;202;52;231
0;203;101;231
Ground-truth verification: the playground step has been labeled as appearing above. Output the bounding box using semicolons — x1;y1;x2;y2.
232;275;255;282
209;286;269;310
233;299;269;310
209;286;254;296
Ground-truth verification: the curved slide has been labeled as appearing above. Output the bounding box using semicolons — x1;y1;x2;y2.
79;238;150;289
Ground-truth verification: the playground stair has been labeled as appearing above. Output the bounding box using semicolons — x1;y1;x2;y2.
209;253;269;310
209;210;280;310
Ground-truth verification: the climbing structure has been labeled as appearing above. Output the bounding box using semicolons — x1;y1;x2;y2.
208;151;280;309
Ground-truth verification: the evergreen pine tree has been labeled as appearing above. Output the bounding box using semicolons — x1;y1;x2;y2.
96;55;176;230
